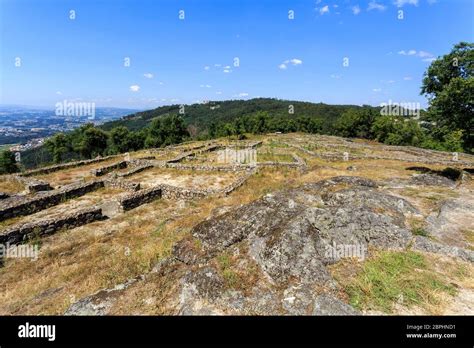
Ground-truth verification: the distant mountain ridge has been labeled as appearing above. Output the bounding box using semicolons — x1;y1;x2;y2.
100;98;379;135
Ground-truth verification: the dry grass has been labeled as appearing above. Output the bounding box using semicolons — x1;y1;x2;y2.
35;158;118;187
1;133;472;315
0;166;297;314
0;176;25;194
0;187;126;230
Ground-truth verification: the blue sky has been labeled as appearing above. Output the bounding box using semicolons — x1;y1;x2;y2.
1;0;473;109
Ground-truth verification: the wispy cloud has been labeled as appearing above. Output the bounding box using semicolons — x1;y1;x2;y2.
279;58;303;70
289;58;303;65
368;1;386;11
204;66;210;71
319;5;330;15
352;5;361;15
403;76;413;80
398;49;435;61
394;0;418;7
398;50;417;55
129;85;140;92
143;73;154;79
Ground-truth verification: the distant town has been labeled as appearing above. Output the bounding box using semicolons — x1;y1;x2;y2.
0;105;139;151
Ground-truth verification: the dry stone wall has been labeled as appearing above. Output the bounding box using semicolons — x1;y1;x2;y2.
117;164;153;178
0;180;104;221
20;155;121;177
14;176;53;193
119;186;162;211
0;206;106;245
285;142;473;167
92;161;127;177
165;163;254;172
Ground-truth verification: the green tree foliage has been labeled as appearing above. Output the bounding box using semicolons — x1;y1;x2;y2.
334;109;378;138
371;116;424;146
145;115;189;148
45;133;69;163
110;126;131;153
0;151;18;174
80;127;109;158
421;42;474;151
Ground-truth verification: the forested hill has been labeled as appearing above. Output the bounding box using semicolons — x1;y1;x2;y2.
101;98;377;134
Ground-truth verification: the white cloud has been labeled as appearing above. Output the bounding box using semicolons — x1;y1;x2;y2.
289;58;303;65
352;5;361;15
394;0;418;7
204;66;210;70
200;84;212;88
216;91;222;95
214;64;222;67
224;65;231;69
223;69;232;73
56;91;62;95
403;76;413;80
417;51;433;58
399;50;434;61
319;5;330;15
159;81;164;85
367;1;386;11
143;73;154;79
373;88;382;92
238;92;249;97
280;58;303;69
330;74;341;79
129;85;140;92
398;50;417;56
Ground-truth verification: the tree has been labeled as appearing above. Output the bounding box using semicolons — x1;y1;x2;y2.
78;127;108;158
335;108;378;138
45;133;69;163
0;151;18;174
421;42;474;152
253;111;270;134
371;115;397;143
145;115;189;148
126;130;146;151
110;126;131;153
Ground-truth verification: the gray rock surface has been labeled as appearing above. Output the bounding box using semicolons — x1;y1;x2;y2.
313;294;360;315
